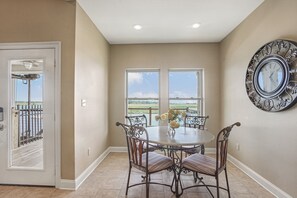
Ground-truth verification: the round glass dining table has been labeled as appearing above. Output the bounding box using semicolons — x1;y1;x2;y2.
144;126;215;146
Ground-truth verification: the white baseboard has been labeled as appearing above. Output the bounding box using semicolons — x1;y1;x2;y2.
108;146;127;152
228;155;292;198
58;147;110;190
59;179;76;190
205;147;215;154
75;148;110;189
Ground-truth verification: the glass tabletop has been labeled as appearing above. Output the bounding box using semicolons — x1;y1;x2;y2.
144;126;215;146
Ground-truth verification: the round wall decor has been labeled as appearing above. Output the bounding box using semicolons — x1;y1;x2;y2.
245;39;297;112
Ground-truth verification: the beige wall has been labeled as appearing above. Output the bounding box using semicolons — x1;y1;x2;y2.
2;1;295;195
0;0;76;180
220;0;297;196
109;44;221;147
74;4;110;177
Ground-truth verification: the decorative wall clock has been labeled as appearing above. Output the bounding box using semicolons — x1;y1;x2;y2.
245;39;297;112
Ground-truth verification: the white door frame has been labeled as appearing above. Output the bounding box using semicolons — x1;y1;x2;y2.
0;42;61;187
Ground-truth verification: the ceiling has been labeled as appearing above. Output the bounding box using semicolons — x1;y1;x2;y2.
77;0;264;44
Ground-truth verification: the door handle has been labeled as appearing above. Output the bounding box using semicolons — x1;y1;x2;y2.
0;107;3;121
0;107;3;131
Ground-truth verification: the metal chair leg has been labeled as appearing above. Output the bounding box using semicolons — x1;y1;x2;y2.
225;168;231;198
146;173;149;198
126;166;132;195
216;175;220;198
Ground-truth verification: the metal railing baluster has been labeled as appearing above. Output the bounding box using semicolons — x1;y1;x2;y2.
15;104;43;147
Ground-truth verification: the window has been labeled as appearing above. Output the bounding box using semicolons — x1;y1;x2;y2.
168;70;203;115
126;70;159;126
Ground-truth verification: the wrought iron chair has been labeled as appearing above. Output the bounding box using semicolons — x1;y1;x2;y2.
125;115;165;153
116;122;175;198
179;122;241;198
184;115;209;129
183;115;209;155
182;115;209;182
125;114;148;127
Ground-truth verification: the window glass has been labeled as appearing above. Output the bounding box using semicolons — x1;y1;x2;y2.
169;99;201;115
169;71;198;98
127;72;159;98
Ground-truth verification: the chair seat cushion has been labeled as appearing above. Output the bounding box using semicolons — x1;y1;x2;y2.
182;153;216;175
142;152;173;173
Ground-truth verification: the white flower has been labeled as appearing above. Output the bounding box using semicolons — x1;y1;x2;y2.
160;113;167;121
155;108;187;129
170;120;180;128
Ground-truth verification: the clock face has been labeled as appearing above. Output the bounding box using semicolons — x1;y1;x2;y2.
257;60;284;93
245;40;297;112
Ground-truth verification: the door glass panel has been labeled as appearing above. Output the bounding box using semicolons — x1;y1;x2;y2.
10;59;44;169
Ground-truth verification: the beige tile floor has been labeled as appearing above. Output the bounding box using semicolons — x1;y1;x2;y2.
0;152;275;198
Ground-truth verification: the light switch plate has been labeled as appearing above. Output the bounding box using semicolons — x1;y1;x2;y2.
81;99;87;107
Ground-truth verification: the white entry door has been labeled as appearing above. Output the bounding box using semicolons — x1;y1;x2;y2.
0;48;55;185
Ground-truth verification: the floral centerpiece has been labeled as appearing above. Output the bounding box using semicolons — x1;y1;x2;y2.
155;109;187;130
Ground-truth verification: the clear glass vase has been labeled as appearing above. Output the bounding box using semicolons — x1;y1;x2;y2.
167;126;176;137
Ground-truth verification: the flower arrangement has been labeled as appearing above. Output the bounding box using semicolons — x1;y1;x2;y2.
155;109;187;129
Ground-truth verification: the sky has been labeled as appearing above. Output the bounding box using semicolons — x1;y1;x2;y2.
15;75;43;102
169;71;198;98
16;71;198;102
127;71;199;98
128;72;159;98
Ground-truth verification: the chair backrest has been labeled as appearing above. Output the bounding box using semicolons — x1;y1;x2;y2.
116;122;149;171
125;114;148;127
184;115;209;129
216;122;241;173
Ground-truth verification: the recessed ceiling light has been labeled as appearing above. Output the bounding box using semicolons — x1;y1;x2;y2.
134;25;142;30
192;23;201;29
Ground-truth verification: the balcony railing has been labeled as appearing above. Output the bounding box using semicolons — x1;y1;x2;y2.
13;105;43;147
127;107;197;126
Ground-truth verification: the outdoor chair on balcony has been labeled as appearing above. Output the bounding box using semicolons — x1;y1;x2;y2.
116;122;175;198
125;115;165;153
179;122;241;198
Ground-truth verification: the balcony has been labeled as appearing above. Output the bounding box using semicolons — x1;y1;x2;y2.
11;105;43;168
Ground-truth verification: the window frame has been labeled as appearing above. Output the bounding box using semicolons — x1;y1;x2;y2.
125;69;160;126
168;69;204;115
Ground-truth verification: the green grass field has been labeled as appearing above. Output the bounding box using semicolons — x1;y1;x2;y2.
127;103;199;115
